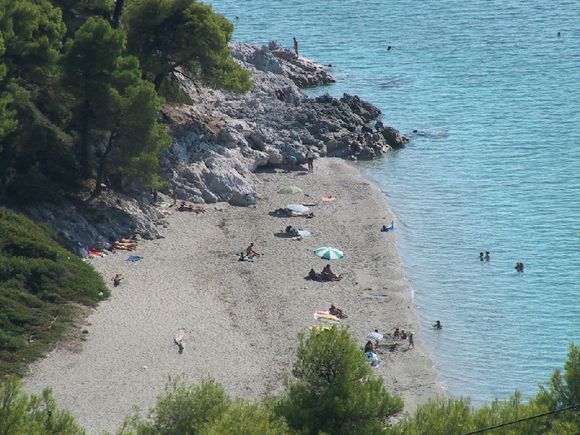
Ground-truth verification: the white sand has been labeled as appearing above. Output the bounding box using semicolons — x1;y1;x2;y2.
24;158;442;434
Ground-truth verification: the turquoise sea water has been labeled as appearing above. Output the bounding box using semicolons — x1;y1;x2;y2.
208;0;580;404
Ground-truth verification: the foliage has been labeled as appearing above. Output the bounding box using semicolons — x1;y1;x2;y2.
63;17;170;188
0;209;107;376
532;343;580;431
124;0;252;92
120;377;288;434
275;328;403;435
391;344;580;435
0;376;85;434
205;400;289;435
0;0;75;199
121;378;231;434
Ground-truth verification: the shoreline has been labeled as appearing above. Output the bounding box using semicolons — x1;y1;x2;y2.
24;158;442;433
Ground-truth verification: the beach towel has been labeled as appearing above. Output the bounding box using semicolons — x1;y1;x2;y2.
367;351;379;367
88;249;105;257
126;255;143;262
297;230;311;237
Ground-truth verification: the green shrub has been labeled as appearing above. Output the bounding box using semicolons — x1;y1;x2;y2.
0;208;107;376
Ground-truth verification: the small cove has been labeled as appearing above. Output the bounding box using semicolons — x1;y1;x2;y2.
209;0;580;404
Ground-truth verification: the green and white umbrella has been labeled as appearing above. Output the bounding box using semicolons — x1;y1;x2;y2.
314;246;344;260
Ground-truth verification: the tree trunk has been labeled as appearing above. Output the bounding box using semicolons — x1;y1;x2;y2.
153;71;166;91
93;130;116;197
111;0;124;29
80;99;91;178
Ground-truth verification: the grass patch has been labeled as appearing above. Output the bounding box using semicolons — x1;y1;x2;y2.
0;208;108;376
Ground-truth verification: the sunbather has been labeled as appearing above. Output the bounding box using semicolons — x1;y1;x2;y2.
305;269;317;280
113;274;123;287
364;340;375;353
285;225;301;237
246;243;260;257
289;211;315;218
329;304;348;318
321;264;342;281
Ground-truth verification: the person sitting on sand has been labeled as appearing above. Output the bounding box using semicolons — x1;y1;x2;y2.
246;243;261;258
321;264;342;281
113;273;123;287
329;304;348;319
433;320;442;330
286;225;301;237
394;327;401;339
364;340;375;353
305;269;317;280
400;329;408;340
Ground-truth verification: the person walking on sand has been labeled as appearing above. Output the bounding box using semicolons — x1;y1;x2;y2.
293;37;299;56
306;149;315;173
408;332;414;349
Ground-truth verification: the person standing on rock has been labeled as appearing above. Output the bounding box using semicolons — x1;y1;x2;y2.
293;37;299;56
306;149;315;173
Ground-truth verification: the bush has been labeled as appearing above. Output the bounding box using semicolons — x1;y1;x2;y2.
0;208;107;376
275;328;403;435
0;376;85;434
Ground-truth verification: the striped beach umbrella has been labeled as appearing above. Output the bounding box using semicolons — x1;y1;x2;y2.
314;246;344;260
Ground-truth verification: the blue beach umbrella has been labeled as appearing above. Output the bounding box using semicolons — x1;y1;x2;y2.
314;246;344;260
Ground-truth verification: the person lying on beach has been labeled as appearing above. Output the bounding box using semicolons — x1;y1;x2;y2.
329;304;348;319
289;211;315;218
320;195;336;202
113;240;137;251
285;225;301;237
246;243;261;258
177;201;205;213
321;264;343;281
381;221;394;232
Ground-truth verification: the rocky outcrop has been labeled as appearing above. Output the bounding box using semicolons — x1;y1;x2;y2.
23;41;408;252
162;41;407;207
231;41;336;87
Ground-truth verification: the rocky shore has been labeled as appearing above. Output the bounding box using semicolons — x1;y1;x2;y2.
25;41;409;253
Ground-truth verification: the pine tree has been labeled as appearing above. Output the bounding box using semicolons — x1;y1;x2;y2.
124;0;252;92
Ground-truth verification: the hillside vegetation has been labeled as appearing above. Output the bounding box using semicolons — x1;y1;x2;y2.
0;209;107;376
1;329;578;434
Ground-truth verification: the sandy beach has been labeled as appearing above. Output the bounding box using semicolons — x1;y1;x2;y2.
24;158;441;434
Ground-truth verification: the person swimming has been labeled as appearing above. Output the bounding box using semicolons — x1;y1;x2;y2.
515;262;524;272
433;320;442;330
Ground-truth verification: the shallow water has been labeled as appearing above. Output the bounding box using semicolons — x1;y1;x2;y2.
208;0;580;404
